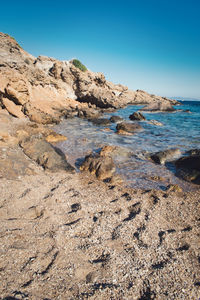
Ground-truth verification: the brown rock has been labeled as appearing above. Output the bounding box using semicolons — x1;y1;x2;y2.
2;97;25;118
45;132;67;143
20;137;74;172
116;122;142;134
129;112;146;121
80;152;115;180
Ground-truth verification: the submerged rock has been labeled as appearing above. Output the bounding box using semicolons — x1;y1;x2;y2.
150;148;181;164
147;120;163;126
116;122;142;134
110;115;123;123
129;112;146;121
89;118;111;126
45;132;67;143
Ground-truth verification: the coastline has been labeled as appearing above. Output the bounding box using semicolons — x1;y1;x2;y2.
0;110;199;299
0;33;200;299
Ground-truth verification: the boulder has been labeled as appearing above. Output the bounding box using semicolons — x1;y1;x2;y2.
110;115;123;123
20;137;74;172
150;148;181;164
116;122;142;134
175;154;200;184
129;112;146;121
80;152;115;180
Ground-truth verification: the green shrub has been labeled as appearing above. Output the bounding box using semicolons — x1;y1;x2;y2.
72;59;87;72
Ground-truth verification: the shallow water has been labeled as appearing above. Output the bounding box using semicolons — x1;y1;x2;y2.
54;100;200;191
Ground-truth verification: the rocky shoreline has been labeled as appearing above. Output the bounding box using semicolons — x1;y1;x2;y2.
0;33;200;299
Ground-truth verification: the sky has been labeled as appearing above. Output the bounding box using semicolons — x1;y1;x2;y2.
0;0;200;98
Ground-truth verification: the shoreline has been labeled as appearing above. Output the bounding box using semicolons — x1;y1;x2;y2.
0;110;200;299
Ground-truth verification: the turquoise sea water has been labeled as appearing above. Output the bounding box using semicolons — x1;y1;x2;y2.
54;100;200;190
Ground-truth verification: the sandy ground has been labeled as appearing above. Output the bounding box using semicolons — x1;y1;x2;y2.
0;112;200;299
0;155;200;299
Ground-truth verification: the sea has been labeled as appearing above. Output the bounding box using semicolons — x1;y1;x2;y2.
54;100;200;191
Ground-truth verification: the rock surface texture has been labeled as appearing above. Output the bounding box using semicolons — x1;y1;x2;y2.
0;32;177;124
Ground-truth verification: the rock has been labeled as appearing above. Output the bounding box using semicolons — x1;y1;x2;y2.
166;184;182;193
100;145;132;159
45;132;67;143
0;32;179;124
80;152;115;180
110;115;123;123
20;137;74;172
129;112;146;121
175;154;200;171
175;154;200;184
23;103;60;124
148;120;163;126
116;122;142;134
89;118;111;126
186;149;200;156
150;148;181;164
116;129;133;136
2;97;25;118
141;102;175;112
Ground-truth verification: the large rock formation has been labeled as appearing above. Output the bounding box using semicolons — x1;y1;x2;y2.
0;33;178;123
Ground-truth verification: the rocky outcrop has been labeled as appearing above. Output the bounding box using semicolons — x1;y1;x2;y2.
0;32;178;123
141;102;176;112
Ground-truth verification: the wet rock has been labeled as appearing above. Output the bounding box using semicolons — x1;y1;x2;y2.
89;118;111;126
100;145;132;158
116;122;142;134
45;132;67;143
110;115;123;123
166;184;182;193
150;148;181;164
186;149;200;156
129;112;146;121
175;154;200;184
80;152;115;180
147;120;163;126
20;137;75;172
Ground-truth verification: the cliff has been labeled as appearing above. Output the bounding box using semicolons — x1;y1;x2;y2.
0;33;176;124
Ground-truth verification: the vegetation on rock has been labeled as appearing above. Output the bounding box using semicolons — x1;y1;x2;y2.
72;59;87;72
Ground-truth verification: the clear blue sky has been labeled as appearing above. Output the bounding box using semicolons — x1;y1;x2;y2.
1;0;200;98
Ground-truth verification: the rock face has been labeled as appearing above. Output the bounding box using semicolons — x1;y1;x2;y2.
150;148;181;164
0;32;178;123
